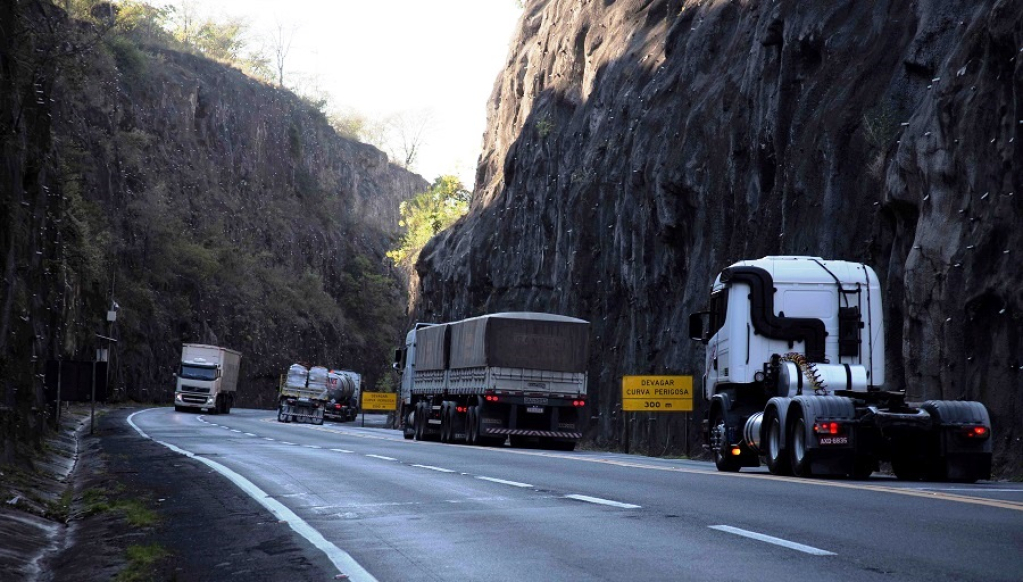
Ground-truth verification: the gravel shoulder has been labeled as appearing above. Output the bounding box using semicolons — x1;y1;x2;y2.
2;405;340;581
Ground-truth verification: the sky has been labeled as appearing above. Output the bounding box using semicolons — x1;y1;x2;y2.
187;0;524;189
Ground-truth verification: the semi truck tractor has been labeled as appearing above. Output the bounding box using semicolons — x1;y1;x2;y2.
394;312;590;451
324;370;361;422
277;364;328;425
173;344;241;414
689;256;992;482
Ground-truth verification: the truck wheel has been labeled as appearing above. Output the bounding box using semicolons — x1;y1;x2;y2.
765;409;792;476
850;455;876;480
174;405;186;413
466;406;478;445
788;409;813;477
414;403;426;440
224;395;232;414
277;406;287;423
710;411;740;472
402;406;415;439
440;404;451;443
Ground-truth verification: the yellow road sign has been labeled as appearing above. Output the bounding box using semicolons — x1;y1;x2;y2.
361;392;397;411
621;376;693;412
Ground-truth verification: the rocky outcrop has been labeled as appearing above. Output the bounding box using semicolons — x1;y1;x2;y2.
1;0;425;463
415;0;1021;476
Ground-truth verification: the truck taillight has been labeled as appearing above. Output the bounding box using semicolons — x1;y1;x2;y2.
813;421;842;435
960;426;989;439
572;400;586;407
485;395;499;402
456;406;467;413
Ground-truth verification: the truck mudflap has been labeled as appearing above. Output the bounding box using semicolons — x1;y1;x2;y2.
921;400;992;482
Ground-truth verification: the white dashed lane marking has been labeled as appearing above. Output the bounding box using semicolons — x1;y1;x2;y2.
709;525;836;556
564;494;640;509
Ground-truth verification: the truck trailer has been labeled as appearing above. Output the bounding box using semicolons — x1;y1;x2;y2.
690;256;992;482
278;364;329;425
394;312;590;450
173;344;241;414
324;370;361;422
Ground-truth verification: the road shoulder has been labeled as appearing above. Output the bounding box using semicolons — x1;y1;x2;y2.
47;405;339;581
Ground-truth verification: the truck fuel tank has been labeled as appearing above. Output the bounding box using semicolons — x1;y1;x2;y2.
778;361;869;396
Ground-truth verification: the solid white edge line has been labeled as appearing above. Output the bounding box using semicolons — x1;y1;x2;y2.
365;454;397;461
127;409;378;582
564;494;640;509
476;476;533;488
411;465;456;473
709;525;836;556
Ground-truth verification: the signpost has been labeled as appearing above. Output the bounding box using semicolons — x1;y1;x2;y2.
360;391;397;427
621;375;693;454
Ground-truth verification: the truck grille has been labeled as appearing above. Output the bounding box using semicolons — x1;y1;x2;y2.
181;385;211;394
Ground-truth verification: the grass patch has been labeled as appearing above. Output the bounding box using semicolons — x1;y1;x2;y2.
79;486;157;525
120;499;159;527
115;543;170;582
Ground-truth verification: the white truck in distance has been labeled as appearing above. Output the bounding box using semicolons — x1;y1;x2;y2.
394;312;590;450
690;256;992;482
174;343;241;414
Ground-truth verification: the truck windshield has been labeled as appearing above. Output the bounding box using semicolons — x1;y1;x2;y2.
180;365;217;380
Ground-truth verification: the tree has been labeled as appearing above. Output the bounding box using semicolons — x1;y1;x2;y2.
387;176;470;271
268;20;297;87
380;109;433;170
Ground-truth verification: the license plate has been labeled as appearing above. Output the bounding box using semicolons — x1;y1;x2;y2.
526;406;544;414
819;436;849;445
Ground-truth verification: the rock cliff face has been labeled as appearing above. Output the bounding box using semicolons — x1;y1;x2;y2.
1;1;424;461
415;0;1021;476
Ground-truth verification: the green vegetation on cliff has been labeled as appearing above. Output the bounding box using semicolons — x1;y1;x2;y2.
1;0;424;462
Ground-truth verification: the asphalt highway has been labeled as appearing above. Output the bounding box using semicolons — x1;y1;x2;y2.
129;407;1023;582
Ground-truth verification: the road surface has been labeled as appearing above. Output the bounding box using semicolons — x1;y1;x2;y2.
128;407;1023;582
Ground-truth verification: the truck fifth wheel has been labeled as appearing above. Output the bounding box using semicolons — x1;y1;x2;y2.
689;256;992;482
394;312;590;451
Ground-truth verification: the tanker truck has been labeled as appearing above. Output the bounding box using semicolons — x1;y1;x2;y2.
689;256;992;482
277;364;328;425
324;370;361;422
394;312;589;451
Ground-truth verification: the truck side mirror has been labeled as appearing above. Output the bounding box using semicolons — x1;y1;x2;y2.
689;312;708;343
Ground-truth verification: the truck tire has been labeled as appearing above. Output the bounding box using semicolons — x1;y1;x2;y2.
788;408;813;477
849;455;876;480
765;408;792;476
402;406;415;439
710;409;740;472
414;402;426;440
440;403;451;443
224;394;233;414
174;405;187;413
466;406;478;445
